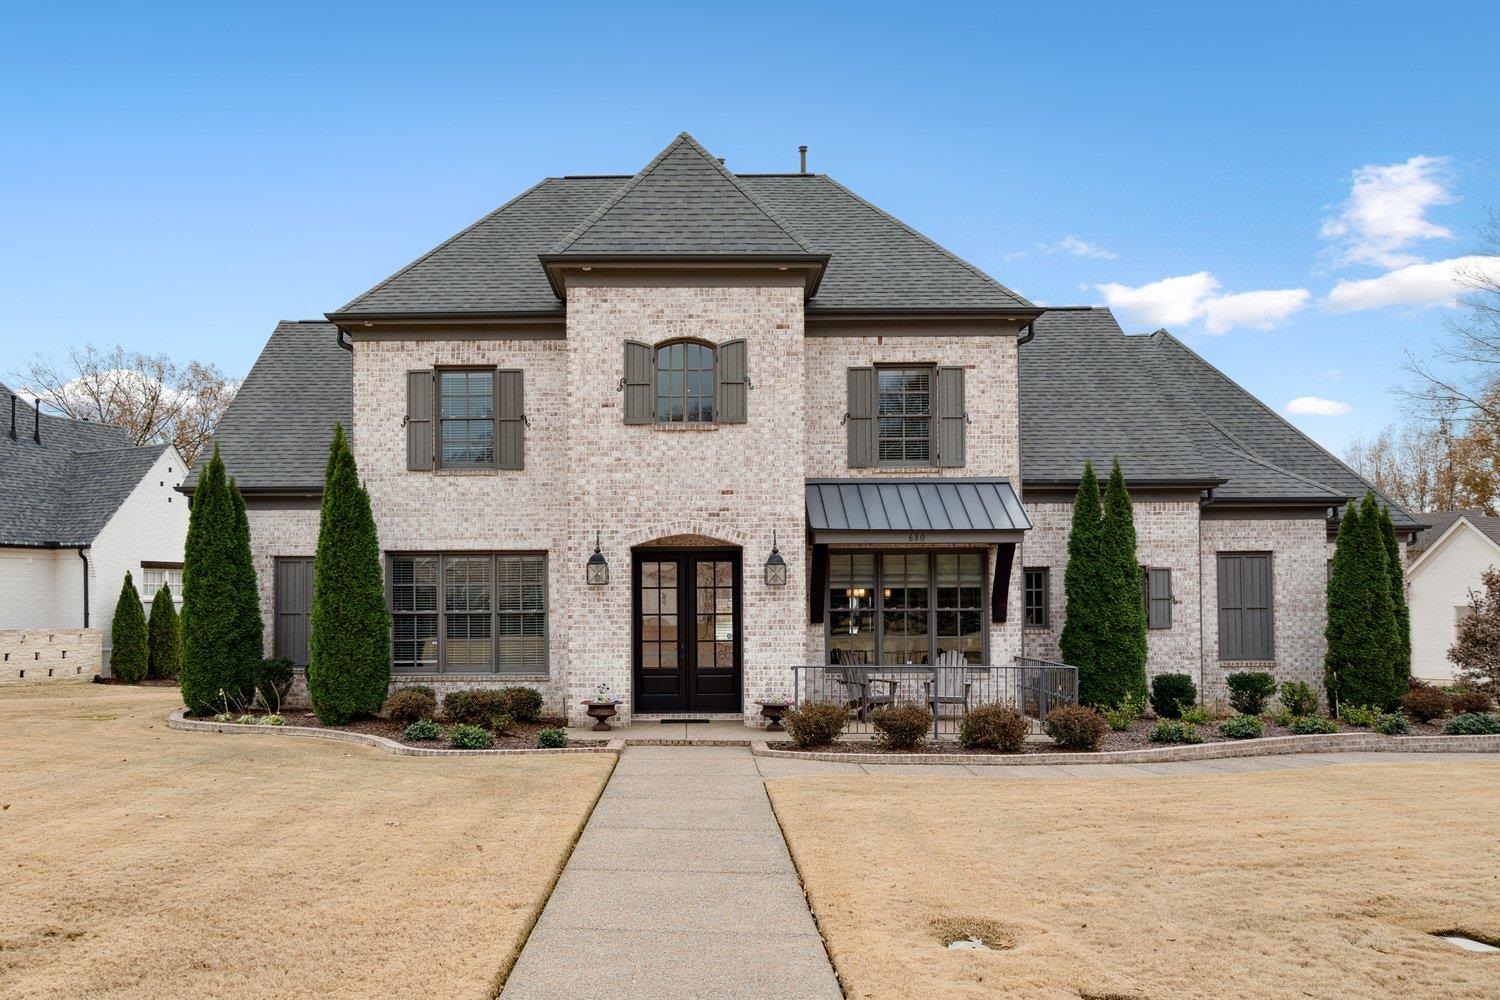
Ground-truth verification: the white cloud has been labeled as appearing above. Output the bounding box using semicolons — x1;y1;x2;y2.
1324;254;1500;312
1320;155;1456;268
1037;235;1118;260
1094;271;1310;333
1285;396;1351;417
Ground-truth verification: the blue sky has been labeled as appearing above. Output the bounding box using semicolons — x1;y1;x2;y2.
2;1;1495;455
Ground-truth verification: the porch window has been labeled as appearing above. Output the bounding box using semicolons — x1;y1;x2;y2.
390;553;547;674
827;551;986;665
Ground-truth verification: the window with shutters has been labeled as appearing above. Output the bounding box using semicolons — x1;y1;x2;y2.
437;369;495;467
1217;552;1272;661
1023;567;1049;628
1141;566;1172;629
655;340;716;423
389;553;547;674
623;338;747;425
876;366;933;464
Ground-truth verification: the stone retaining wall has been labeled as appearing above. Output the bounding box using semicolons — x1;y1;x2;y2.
0;628;101;684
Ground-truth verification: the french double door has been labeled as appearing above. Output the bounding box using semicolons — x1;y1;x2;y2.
632;549;742;713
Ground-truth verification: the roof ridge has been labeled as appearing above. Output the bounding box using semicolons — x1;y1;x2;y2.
551;132;814;255
333;178;560;313
815;175;1034;308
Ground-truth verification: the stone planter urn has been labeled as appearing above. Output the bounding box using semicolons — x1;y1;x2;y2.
756;700;792;732
583;700;620;732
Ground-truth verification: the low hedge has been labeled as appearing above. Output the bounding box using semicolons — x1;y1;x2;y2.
784;702;846;749
1043;705;1108;751
958;704;1030;753
1444;712;1500;735
1149;673;1197;719
871;704;933;751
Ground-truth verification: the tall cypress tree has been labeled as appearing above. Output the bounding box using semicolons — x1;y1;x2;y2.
109;572;149;683
1377;503;1412;698
147;583;181;680
1093;459;1150;707
307;424;391;724
1325;494;1399;711
1060;461;1105;700
228;476;265;699
180;447;254;713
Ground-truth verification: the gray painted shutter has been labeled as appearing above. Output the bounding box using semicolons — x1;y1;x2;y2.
406;370;433;471
716;338;748;423
936;366;966;468
1217;554;1272;659
1244;554;1272;659
1147;568;1172;629
846;367;875;468
496;370;524;469
274;558;314;667
623;340;654;424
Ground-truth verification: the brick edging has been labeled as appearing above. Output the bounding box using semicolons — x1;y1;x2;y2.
168;710;624;758
750;731;1500;766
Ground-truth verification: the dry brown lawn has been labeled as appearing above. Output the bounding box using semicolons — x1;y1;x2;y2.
768;762;1500;1000
0;684;614;1000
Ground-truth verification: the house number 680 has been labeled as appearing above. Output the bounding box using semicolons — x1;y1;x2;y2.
907;532;927;542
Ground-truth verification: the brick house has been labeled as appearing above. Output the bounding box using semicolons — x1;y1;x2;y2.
191;133;1418;725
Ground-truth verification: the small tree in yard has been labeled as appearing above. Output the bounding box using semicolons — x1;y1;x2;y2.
1325;494;1399;712
307;424;391;724
1060;461;1104;694
1450;568;1500;698
147;584;180;680
228;478;265;688
1377;504;1412;695
1091;459;1149;707
109;572;149;683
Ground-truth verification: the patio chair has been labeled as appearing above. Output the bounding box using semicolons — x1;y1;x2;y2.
830;651;896;722
925;649;974;718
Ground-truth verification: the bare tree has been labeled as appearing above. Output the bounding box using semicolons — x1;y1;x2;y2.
13;344;237;467
1345;416;1499;515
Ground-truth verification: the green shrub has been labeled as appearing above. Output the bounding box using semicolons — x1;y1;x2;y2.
146;584;181;681
1226;671;1278;716
1043;705;1109;751
444;689;508;725
1148;719;1202;743
784;702;847;749
1102;692;1145;731
402;719;443;742
447;724;494;750
109;572;150;683
1219;715;1263;740
1177;703;1213;726
234;714;259;726
261;714;285;727
1279;681;1319;717
1444;713;1500;735
1340;704;1380;727
1374;712;1409;736
958;704;1030;752
487;712;516;735
1149;673;1197;719
1451;689;1495;715
307;424;391;725
1324;495;1401;711
1400;685;1452;723
255;657;295;705
385;688;437;725
498;686;544;723
398;684;436;701
536;727;568;749
872;704;933;751
1268;705;1294;727
1289;716;1339;735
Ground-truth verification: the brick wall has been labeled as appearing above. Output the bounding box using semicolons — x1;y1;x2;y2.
0;628;102;684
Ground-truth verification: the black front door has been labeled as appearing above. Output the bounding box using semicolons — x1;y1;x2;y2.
633;549;742;713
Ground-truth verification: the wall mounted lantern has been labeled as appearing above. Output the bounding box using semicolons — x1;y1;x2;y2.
586;531;609;586
764;530;788;587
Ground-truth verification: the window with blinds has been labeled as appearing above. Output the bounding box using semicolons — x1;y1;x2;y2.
390;553;547;674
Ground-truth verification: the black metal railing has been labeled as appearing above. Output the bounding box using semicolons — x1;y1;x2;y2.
790;657;1079;739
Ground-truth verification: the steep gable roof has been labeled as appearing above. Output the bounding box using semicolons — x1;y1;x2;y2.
1410;510;1500;554
552;133;814;256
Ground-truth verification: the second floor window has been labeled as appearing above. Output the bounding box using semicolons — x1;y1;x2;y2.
656;340;715;423
439;370;494;467
876;366;933;464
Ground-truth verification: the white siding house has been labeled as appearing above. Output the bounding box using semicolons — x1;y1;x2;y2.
1407;511;1500;682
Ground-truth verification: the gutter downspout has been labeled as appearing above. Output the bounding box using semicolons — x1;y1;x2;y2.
78;547;91;627
1017;321;1036;345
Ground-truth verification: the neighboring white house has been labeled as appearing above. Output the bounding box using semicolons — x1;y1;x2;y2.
0;383;190;681
1406;510;1500;683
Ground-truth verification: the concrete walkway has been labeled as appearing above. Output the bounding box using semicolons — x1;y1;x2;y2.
501;746;841;1000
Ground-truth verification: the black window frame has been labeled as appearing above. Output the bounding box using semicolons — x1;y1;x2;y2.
387;551;549;675
874;364;936;467
435;367;496;469
1023;566;1050;628
654;338;718;425
824;549;989;665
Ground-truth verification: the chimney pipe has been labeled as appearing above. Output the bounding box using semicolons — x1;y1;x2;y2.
798;145;808;174
34;399;40;444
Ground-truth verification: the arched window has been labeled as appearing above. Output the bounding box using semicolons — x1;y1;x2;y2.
655;339;716;423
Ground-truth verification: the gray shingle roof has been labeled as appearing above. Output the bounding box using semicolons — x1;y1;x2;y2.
1019;309;1420;527
553;133;814;256
1410;510;1500;554
184;321;351;492
0;382;167;546
334;137;1033;316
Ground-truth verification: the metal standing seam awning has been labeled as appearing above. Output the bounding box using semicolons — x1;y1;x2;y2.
804;478;1032;625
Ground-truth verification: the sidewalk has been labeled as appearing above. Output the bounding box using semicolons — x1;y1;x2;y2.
501;746;841;1000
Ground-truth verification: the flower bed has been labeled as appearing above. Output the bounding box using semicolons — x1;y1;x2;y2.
172;708;612;754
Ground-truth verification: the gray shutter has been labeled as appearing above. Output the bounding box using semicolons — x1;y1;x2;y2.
716;339;747;423
936;366;966;468
406;370;433;471
846;367;875;468
623;340;654;424
274;558;314;667
1217;554;1271;660
1147;568;1172;629
496;369;524;469
1244;554;1272;659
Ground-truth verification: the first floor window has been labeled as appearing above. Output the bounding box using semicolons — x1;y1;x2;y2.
1023;567;1049;627
390;553;546;674
827;550;986;665
140;564;184;610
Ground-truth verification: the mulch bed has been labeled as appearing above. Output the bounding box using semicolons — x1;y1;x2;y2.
189;709;607;750
93;677;182;688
